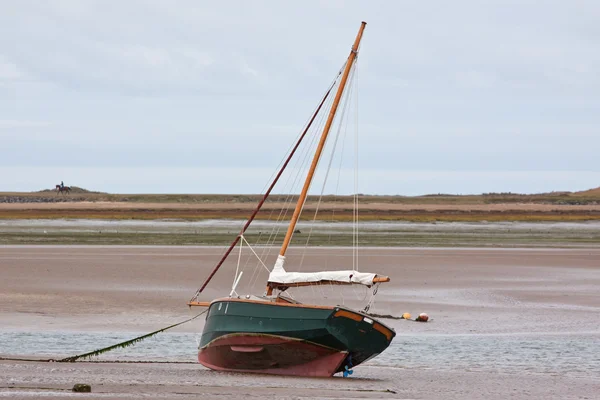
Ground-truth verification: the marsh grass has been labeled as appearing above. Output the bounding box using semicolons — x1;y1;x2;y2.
1;230;598;247
2;188;600;205
1;209;599;222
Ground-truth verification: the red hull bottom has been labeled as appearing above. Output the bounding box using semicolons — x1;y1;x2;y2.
198;334;348;377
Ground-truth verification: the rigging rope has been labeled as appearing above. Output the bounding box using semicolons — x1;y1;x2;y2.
363;282;379;313
228;54;367;304
245;109;326;293
239;65;346;296
354;58;360;272
193;62;346;300
298;61;358;271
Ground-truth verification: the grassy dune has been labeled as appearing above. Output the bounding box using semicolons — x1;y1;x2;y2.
1;187;599;222
2;187;600;205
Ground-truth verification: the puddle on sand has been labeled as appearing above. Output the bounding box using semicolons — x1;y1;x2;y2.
1;331;598;380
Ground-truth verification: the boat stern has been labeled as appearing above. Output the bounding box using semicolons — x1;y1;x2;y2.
326;307;395;371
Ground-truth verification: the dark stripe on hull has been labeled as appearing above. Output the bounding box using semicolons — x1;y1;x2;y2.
198;299;395;377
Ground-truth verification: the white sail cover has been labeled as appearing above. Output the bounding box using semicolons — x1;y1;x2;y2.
268;255;378;287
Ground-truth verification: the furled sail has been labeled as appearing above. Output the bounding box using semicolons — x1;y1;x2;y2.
268;255;387;288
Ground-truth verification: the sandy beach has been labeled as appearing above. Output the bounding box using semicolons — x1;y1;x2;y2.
1;246;599;399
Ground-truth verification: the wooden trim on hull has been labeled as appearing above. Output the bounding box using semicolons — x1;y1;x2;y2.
373;322;394;341
333;308;395;341
197;297;335;310
333;309;363;322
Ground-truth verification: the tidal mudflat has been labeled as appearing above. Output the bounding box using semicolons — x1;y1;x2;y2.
1;246;599;399
1;219;599;247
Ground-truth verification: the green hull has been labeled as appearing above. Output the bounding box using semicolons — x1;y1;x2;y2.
198;299;395;376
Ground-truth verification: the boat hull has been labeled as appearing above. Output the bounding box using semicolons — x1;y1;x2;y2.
199;333;348;377
198;298;395;377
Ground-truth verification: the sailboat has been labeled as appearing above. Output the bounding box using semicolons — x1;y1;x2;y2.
187;21;395;377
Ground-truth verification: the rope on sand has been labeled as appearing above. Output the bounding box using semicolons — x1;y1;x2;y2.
367;312;430;322
58;309;208;362
366;312;403;320
0;357;196;363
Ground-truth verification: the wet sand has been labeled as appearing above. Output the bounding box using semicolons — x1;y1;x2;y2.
1;246;599;399
2;218;599;247
2;361;598;400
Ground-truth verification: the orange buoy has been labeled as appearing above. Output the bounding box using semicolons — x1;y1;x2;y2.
402;313;411;320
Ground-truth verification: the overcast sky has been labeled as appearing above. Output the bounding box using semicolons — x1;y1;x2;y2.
1;1;599;195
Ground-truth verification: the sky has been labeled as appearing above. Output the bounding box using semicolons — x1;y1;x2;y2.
1;0;599;195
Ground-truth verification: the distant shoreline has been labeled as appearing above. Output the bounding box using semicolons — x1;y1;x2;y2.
2;188;600;227
2;186;600;204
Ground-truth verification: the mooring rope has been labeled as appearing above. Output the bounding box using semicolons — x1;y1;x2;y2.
0;308;209;363
57;309;208;362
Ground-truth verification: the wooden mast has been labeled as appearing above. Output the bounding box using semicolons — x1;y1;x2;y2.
267;22;367;295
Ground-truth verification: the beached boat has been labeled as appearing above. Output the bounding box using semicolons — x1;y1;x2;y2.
188;21;395;377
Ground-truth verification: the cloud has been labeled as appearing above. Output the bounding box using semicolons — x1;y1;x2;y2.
0;120;53;129
1;1;599;193
0;61;23;80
